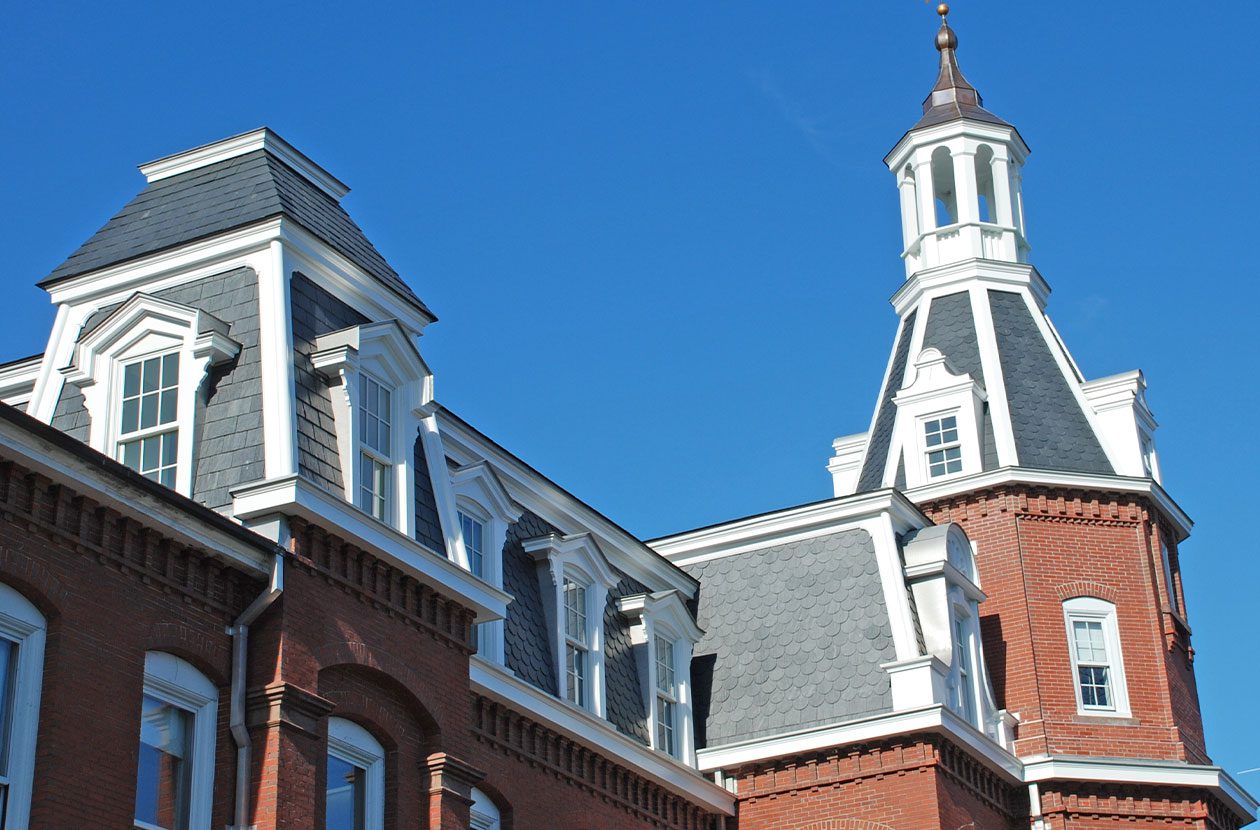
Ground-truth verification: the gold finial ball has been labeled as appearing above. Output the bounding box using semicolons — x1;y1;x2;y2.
937;3;950;17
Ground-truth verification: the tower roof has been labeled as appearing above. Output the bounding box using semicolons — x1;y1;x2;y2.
912;6;1011;131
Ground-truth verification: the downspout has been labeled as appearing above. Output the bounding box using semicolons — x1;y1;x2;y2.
228;552;284;830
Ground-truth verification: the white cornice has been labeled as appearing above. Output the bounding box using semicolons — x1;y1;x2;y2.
697;704;1022;782
139;127;351;200
230;475;510;623
884;117;1030;171
891;258;1050;316
437;413;699;597
648;489;928;567
903;466;1194;542
1022;755;1257;821
0;356;41;409
470;657;735;815
0;415;272;575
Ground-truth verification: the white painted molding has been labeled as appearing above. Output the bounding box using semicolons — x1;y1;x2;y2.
902;465;1193;541
439;413;698;597
139;127;350;200
648;488;927;567
827;431;867;497
889;258;1050;317
0;355;42;412
230;475;510;623
882;655;951;710
469;656;735;815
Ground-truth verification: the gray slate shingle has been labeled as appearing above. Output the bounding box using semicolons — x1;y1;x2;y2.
503;511;562;694
988;290;1113;475
683;528;894;747
857;310;917;491
50;383;90;441
42;150;430;317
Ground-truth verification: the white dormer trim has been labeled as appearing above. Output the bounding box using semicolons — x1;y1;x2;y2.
0;356;43;412
889;347;987;488
1082;370;1161;482
523;533;618;717
312;320;434;538
617;590;703;765
452;460;524;664
139;127;351;200
827;431;867;497
61;292;240;495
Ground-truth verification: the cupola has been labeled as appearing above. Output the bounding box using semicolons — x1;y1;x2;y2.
885;5;1031;277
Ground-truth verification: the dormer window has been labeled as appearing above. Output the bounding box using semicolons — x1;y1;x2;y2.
357;373;393;522
924;414;963;478
312;321;434;536
617;590;703;762
654;636;678;756
563;577;590;707
452;462;521;663
524;533;618;716
61;293;240;497
459;510;485;578
118;352;181;487
949;600;979;724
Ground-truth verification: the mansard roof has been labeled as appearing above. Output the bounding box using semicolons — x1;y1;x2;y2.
40;139;432;318
682;527;894;747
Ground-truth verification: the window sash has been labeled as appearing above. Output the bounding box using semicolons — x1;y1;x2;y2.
0;637;16;779
654;637;676;697
120;353;179;437
326;752;367;830
923;415;963;477
656;696;676;756
1069;616;1116;710
358;453;390;522
563;581;587;645
120;429;179;487
565;644;586;707
358;375;392;456
459;512;485;579
134;694;194;830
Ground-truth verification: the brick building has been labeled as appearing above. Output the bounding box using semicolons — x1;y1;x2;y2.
0;8;1252;830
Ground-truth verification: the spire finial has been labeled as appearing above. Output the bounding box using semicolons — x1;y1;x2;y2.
935;4;959;52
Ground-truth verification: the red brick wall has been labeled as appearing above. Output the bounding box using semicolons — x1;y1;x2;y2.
0;460;725;830
920;486;1207;764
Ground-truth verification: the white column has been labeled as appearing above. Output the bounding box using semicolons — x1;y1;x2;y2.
913;156;937;232
952;148;981;225
898;171;921;250
990;150;1015;228
257;240;298;478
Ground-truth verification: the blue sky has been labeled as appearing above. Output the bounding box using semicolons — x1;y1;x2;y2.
4;1;1257;783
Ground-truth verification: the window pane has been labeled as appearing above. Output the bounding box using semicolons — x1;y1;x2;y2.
162;352;180;386
0;638;16;775
120;397;140;435
142;357;162;393
326;754;365;830
1078;666;1112;708
140;393;158;430
655;638;675;694
657;697;675;755
1072;620;1107;663
159;388;178;424
124;362;142;397
135;695;192;830
566;645;585;706
161;432;178;467
122;440;141;471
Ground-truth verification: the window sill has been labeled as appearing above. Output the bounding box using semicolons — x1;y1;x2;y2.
1070;712;1138;726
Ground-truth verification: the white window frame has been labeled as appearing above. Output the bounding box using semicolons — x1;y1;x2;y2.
523;533;618;717
469;788;501;830
616;589;703;764
137;652;218;830
1063;597;1131;717
562;576;591;708
889;347;986;489
451;461;523;665
923;413;964;479
356;371;394;523
62;293;240;496
0;583;45;830
312;321;434;536
654;636;678;757
325;717;385;830
1159;536;1182;617
947;592;982;728
116;350;182;487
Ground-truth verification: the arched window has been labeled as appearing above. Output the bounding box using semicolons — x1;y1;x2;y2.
325;718;385;830
974;144;996;223
931;146;958;227
470;788;502;830
1062;597;1131;716
135;651;218;830
0;583;45;830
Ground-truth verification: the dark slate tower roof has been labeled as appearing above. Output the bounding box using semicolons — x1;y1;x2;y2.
40;129;432;318
913;9;1011;131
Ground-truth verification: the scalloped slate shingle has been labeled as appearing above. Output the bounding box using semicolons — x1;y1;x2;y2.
604;576;650;745
412;436;445;554
857;310;917;491
682;528;894;747
502;511;562;695
988;290;1113;474
41;150;430;316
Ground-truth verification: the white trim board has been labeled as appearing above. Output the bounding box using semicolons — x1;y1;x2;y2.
469;657;735;815
231;474;509;623
438;413;699;598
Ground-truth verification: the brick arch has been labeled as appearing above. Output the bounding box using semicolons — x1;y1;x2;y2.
0;546;68;618
1055;580;1119;604
144;622;231;686
312;640;443;743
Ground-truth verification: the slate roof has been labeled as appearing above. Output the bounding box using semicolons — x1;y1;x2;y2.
989;290;1114;474
683;528;895;747
857;310;916;491
41;149;431;318
922;290;998;474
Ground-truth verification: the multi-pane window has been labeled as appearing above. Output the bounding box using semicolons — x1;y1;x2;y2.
924;415;962;478
563;579;588;708
1160;539;1181;615
135;694;193;830
0;637;17;827
326;718;383;830
951;614;976;725
1071;619;1114;709
119;352;180;488
654;636;678;756
459;511;485;579
357;375;392;522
